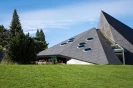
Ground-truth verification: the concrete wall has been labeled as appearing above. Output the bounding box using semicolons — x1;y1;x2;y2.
98;12;115;42
67;59;94;65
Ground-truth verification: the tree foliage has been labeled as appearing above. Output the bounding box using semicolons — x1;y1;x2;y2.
0;25;5;32
7;30;36;64
34;29;48;53
0;9;49;64
40;29;45;41
10;9;22;37
36;29;40;40
0;25;6;46
3;9;37;64
0;25;10;47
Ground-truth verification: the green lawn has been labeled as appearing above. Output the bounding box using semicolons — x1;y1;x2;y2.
0;65;133;88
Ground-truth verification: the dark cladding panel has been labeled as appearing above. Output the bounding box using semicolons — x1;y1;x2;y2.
102;11;133;45
99;11;133;64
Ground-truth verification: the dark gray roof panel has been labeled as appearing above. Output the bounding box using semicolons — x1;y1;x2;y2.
38;28;88;56
110;26;133;53
38;27;122;64
102;11;133;45
97;30;122;64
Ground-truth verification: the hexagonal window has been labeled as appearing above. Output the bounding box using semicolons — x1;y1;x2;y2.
83;48;92;52
86;38;93;41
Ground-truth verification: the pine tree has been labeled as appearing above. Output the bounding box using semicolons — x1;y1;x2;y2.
0;25;5;32
0;25;5;49
40;29;45;41
10;9;22;37
0;25;9;47
34;29;48;53
8;31;36;64
36;29;40;40
3;9;36;64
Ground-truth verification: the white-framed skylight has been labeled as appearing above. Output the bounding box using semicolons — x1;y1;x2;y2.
78;42;86;45
68;38;75;43
86;38;93;41
83;48;92;52
60;42;68;46
77;44;86;48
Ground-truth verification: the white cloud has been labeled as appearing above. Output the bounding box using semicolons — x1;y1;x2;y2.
1;0;133;34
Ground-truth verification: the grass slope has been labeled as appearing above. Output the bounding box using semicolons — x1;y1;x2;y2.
0;65;133;88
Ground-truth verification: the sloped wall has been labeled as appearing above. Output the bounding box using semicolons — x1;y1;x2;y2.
98;12;115;42
98;11;133;64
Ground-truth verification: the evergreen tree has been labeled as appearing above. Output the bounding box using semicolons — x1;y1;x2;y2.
35;29;40;40
40;29;45;41
3;9;36;64
34;29;48;53
10;9;22;37
0;25;9;47
7;31;36;64
0;25;5;32
0;25;5;42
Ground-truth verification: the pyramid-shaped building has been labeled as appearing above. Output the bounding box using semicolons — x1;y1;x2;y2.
37;11;133;65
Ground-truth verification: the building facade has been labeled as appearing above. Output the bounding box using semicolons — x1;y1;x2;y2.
37;11;133;65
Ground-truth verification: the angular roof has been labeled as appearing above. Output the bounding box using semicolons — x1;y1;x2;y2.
98;11;133;54
98;11;133;64
102;11;133;44
38;27;121;64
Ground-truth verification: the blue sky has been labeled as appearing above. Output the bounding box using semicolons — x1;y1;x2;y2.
0;0;133;47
